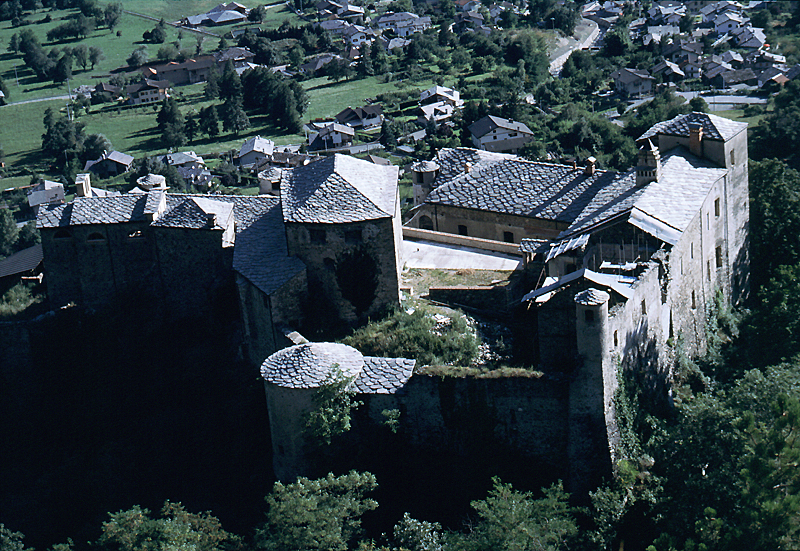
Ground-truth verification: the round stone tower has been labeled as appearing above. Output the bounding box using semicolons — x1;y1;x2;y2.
261;342;365;481
410;160;440;206
569;288;613;496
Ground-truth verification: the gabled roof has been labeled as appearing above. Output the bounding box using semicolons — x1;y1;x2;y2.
427;156;621;223
152;197;233;230
468;115;533;138
420;85;460;103
239;136;275;158
162;151;204;166
335;105;383;124
435;147;517;181
521;268;634;303
637;111;747;142
281;154;399;224
38;193;151;228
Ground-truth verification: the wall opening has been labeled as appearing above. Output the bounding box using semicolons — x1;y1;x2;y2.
419;215;433;230
613;330;618;347
458;225;468;236
641;300;647;315
503;231;514;243
716;246;722;269
87;232;106;243
691;291;696;310
714;197;720;217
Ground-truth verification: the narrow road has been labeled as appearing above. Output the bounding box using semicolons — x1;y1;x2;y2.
5;94;71;106
549;18;600;76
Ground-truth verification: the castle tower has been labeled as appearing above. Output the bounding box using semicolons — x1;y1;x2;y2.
261;342;365;481
569;288;614;497
411;160;440;206
636;139;661;187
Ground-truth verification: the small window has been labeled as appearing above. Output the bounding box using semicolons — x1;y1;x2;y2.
707;260;712;281
503;231;514;243
54;229;72;240
641;300;647;315
691;291;696;310
714;197;720;217
310;228;326;244
458;225;468;236
128;230;144;239
613;330;618;347
730;149;735;166
690;242;693;259
584;309;595;322
419;215;434;230
87;232;106;243
345;229;362;244
263;294;270;308
716;246;722;268
271;181;280;191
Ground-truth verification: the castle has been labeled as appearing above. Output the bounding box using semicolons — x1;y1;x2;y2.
36;112;749;494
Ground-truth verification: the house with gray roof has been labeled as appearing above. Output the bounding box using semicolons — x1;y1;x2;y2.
610;68;655;97
83;151;134;179
468;115;535;153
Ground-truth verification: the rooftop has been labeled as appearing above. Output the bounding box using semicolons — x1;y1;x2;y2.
637;111;747;142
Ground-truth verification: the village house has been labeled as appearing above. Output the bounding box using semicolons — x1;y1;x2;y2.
182;2;249;27
141;48;255;86
335;105;383;129
27;180;64;213
83;151;134;179
308;123;355;151
611;68;655;97
125;79;171;105
468;115;535;154
238;136;275;167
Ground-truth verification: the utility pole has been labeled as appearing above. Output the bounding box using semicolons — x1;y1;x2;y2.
14;65;19;87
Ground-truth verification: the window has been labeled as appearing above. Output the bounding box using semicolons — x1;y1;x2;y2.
584;309;595;322
614;330;618;347
730;149;735;166
714;197;720;217
707;260;711;281
87;232;106;243
503;231;514;243
419;215;434;230
310;229;326;244
692;291;696;310
54;229;72;240
641;300;647;315
271;181;280;191
345;229;362;244
690;242;694;258
458;225;468;236
716;246;722;269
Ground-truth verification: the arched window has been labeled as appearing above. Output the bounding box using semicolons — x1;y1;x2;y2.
87;232;106;243
419;215;433;230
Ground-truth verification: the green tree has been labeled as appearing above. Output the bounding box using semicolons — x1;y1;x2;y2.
97;501;240;551
82;133;112;163
0;209;19;259
88;45;104;69
156;97;186;149
204;66;220;99
0;524;30;551
16;222;40;251
220;98;250;135
199;105;220;137
249;5;266;22
445;478;578;551
255;471;379;551
304;367;363;445
185;112;198;143
103;2;122;30
219;60;242;101
126;46;148;67
73;44;88;70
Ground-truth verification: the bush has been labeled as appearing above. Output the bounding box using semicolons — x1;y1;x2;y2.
342;303;478;366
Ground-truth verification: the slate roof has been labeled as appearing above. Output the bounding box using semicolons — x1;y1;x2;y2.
281;154;399;224
37;194;150;228
637;111;747;142
354;356;415;394
239;136;275;158
435;147;516;182
261;342;365;388
152;197;233;230
0;244;43;278
561;147;726;241
426;157;621;223
574;288;610;306
260;341;415;393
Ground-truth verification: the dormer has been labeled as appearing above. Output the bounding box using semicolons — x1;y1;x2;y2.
636;139;661;187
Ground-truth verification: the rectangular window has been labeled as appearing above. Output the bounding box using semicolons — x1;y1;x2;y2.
714;197;720;217
691;242;693;259
641;300;647;315
730;149;735;166
458;225;468;236
310;229;326;244
345;229;362;244
503;231;514;243
716;246;722;268
692;291;696;310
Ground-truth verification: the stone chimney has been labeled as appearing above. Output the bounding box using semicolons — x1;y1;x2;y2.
688;121;703;157
571;159;577;170
75;173;91;197
636;139;661;187
584;156;596;176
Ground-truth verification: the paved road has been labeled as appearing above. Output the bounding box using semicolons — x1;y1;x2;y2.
5;94;71;107
549;18;600;76
403;239;522;271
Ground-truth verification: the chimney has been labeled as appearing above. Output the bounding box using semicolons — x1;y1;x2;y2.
636;139;661;187
688;121;703;157
75;173;91;197
571;159;577;170
207;213;217;227
464;162;473;174
584;156;596;176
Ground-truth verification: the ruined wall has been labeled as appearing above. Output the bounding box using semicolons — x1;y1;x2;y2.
285;218;400;326
427;284;515;313
409;204;566;243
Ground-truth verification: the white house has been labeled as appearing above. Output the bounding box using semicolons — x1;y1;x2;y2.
238;136;275;166
468;115;535;153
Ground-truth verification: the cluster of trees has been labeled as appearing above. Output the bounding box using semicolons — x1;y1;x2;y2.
0;210;39;260
41;107;112;175
240;66;308;133
7;28;104;83
1;471;581;551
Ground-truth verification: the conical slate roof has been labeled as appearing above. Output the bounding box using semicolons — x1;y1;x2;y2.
261;342;364;388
